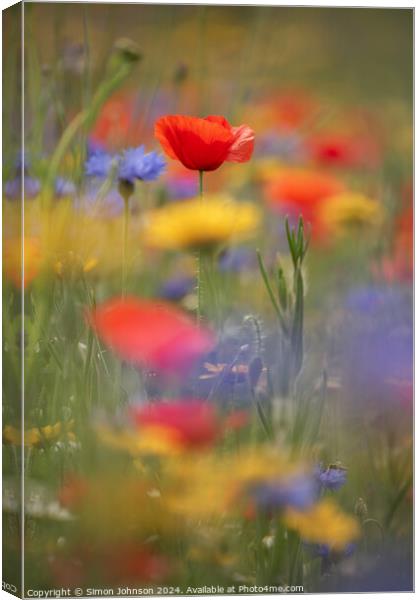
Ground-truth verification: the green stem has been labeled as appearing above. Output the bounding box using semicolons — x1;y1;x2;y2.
196;171;204;324
42;59;136;206
122;196;130;297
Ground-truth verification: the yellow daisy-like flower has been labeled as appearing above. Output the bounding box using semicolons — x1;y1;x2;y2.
143;195;261;252
3;421;75;447
319;193;384;234
164;448;305;520
284;499;360;551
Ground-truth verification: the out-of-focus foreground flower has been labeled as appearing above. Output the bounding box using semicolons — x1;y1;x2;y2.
87;297;215;374
284;500;360;551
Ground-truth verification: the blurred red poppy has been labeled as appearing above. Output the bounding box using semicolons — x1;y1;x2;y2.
131;400;220;449
375;204;413;283
58;475;89;510
264;168;345;222
88;297;215;375
90;94;142;150
271;90;317;130
50;544;170;587
155;114;254;171
307;133;380;168
103;544;170;584
131;400;249;450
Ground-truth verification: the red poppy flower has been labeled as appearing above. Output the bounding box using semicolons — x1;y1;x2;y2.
88;297;215;375
131;400;220;449
154;114;254;171
103;544;170;584
264;168;346;221
131;400;249;450
307;133;380;168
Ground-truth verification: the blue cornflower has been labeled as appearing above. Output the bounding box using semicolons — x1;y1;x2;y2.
5;152;76;200
5;176;76;200
55;177;76;198
159;276;195;301
5;176;40;199
305;542;356;575
317;465;347;491
219;248;255;272
5;152;37;198
118;146;166;183
85;150;116;178
345;285;403;316
85;145;166;186
315;543;356;559
248;474;317;512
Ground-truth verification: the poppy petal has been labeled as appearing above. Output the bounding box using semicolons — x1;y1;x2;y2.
227;125;255;162
155;115;235;171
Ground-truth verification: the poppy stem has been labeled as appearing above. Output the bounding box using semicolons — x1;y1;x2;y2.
199;170;204;197
197;171;204;324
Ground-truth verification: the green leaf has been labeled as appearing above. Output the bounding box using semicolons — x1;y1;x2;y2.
291;269;304;377
277;265;288;311
285;218;298;267
256;249;288;335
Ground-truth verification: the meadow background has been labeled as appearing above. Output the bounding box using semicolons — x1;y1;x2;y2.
3;4;413;596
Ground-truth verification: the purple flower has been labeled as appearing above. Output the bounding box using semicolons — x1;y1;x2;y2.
5;176;40;199
85;146;166;184
255;131;306;161
55;177;76;198
310;543;356;559
248;474;317;512
85;150;116;178
219;248;255;272
345;285;404;315
159;276;195;301
305;543;356;576
119;146;166;183
318;466;347;491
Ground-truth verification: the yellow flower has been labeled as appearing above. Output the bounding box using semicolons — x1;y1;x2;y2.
96;424;185;457
3;421;74;447
3;199;143;279
143;195;261;251
71;475;176;539
319;193;384;234
284;499;360;550
3;236;43;288
55;253;98;276
187;545;237;568
163;448;305;520
253;158;286;184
